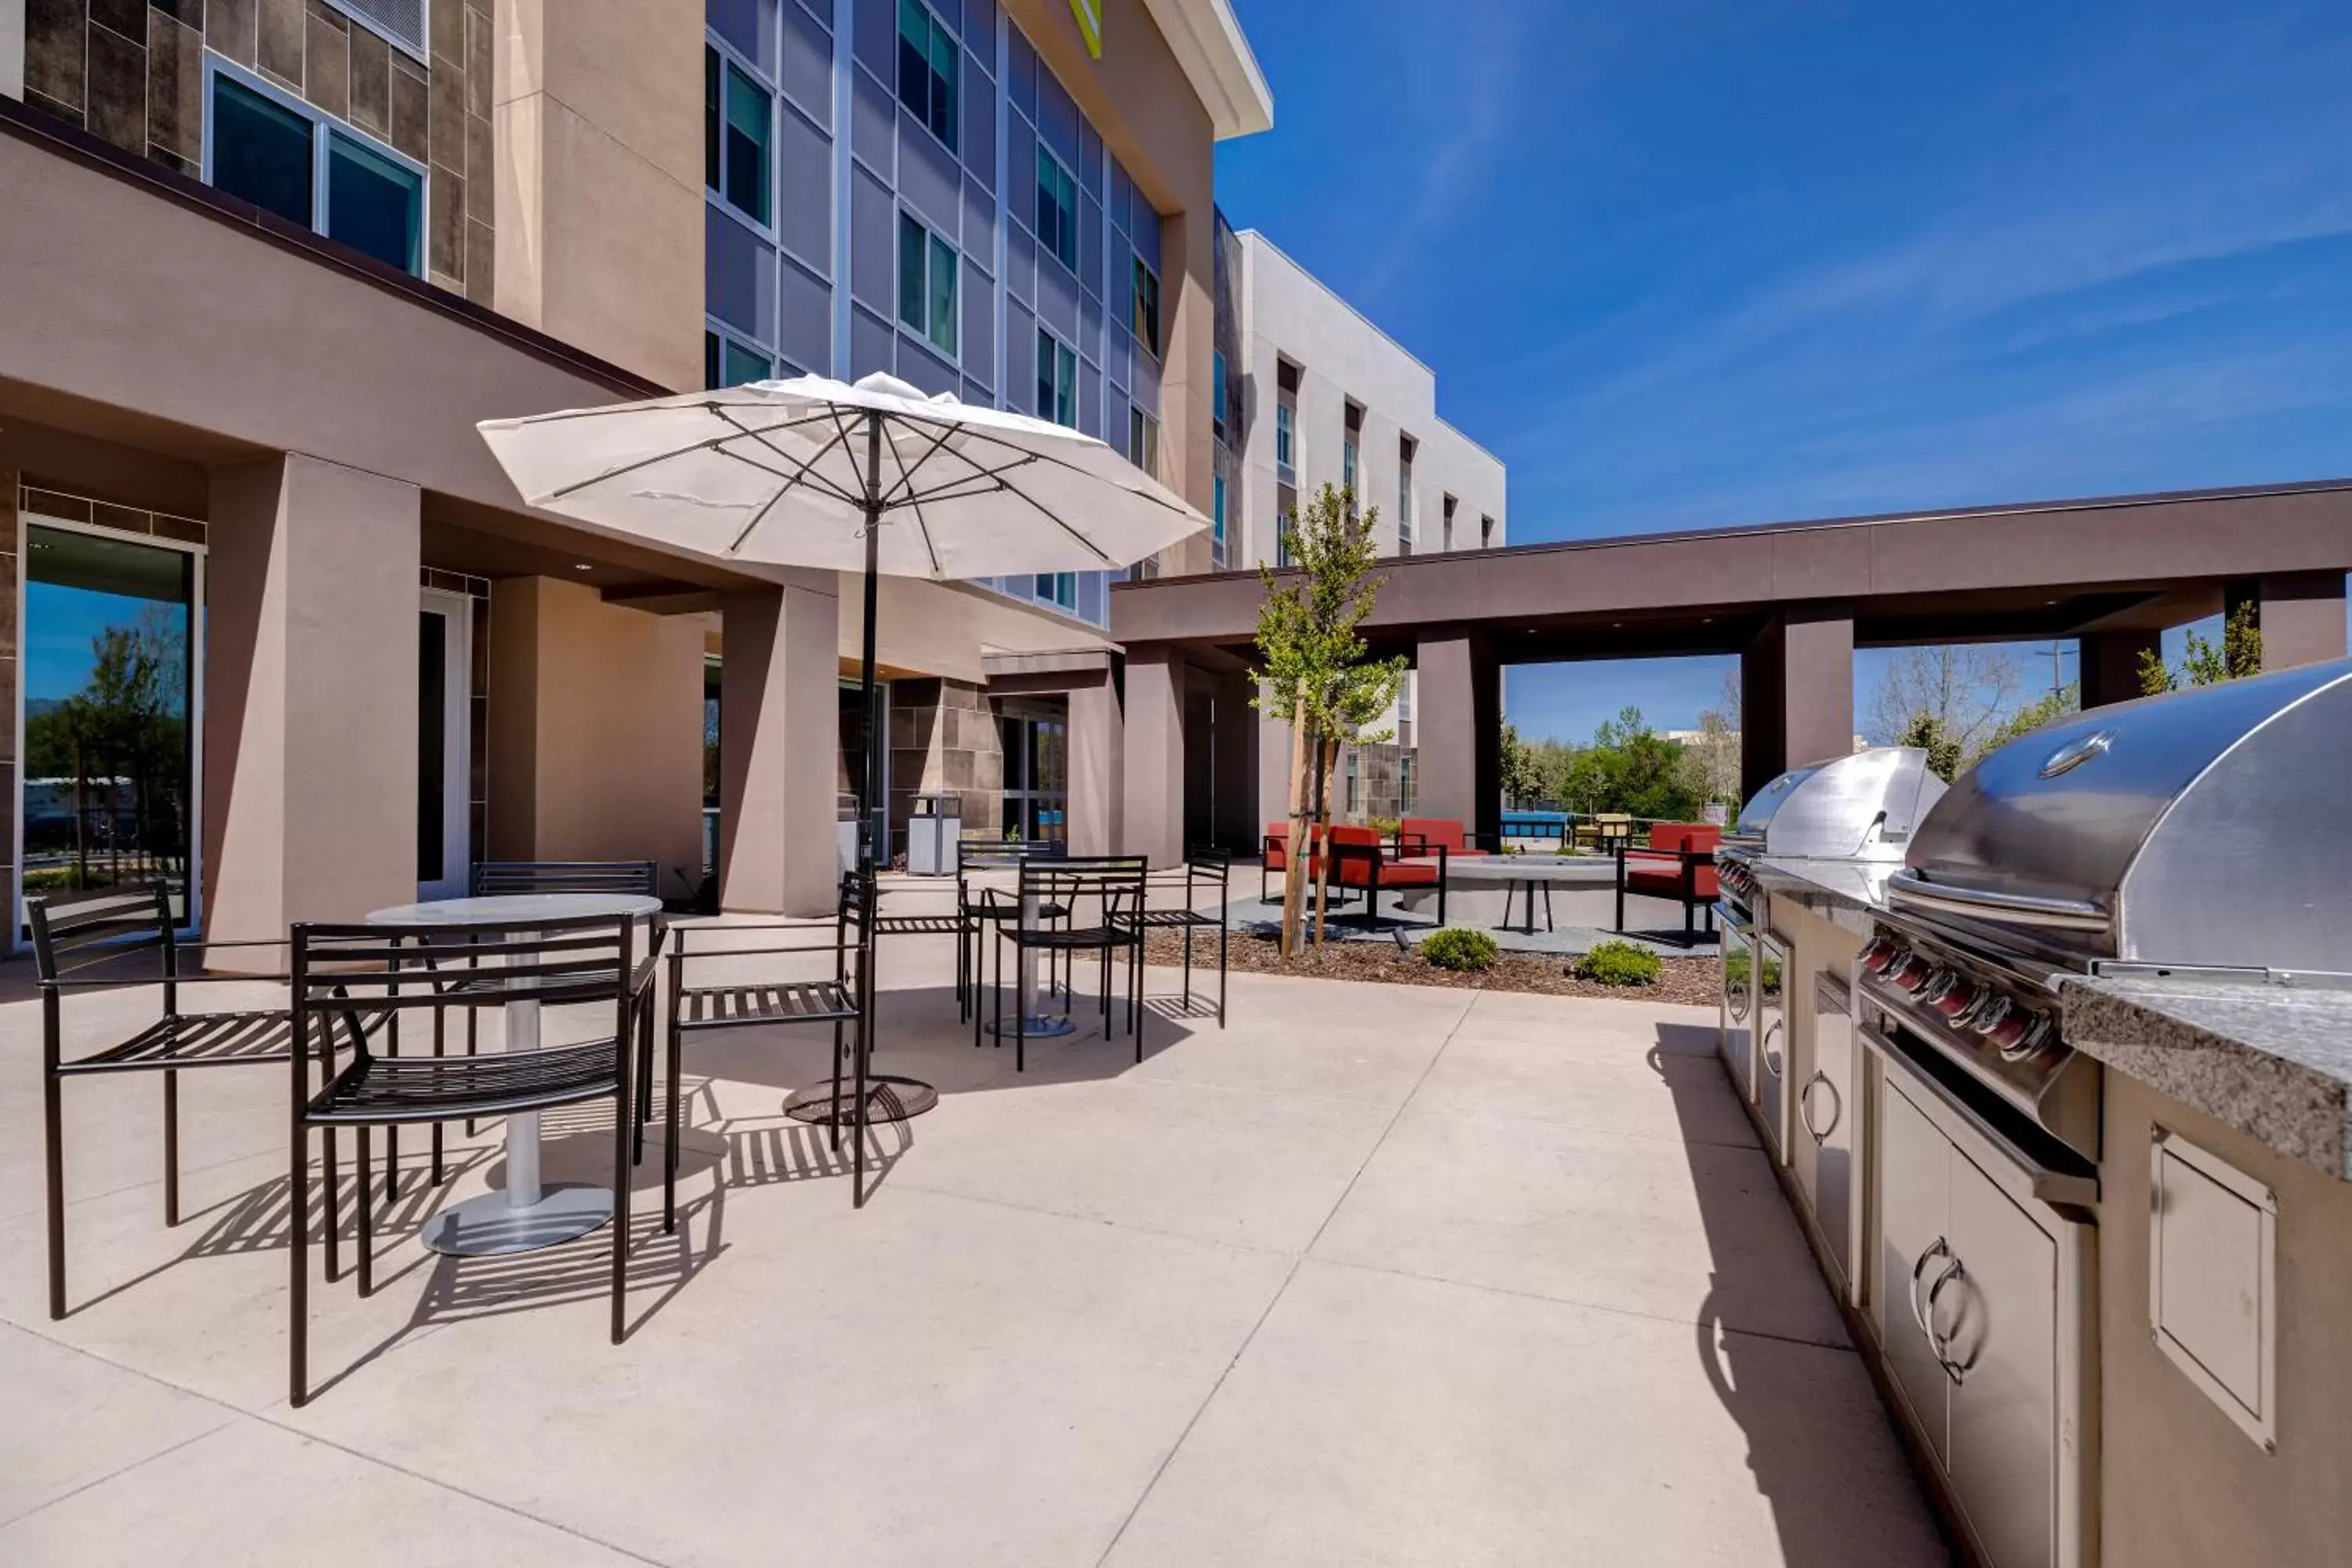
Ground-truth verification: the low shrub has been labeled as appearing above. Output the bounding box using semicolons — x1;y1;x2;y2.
1575;940;1663;986
1421;927;1500;971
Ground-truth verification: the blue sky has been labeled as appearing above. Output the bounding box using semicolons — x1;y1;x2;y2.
1215;0;2352;743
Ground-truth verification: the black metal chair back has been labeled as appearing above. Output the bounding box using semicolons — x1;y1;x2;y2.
291;913;636;1051
27;884;178;989
1018;855;1149;935
470;861;660;898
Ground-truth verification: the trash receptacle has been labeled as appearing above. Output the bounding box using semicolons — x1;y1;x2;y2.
908;794;961;875
837;793;860;878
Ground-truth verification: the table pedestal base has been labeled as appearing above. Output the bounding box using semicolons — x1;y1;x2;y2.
985;1013;1078;1040
420;1183;612;1257
782;1073;940;1127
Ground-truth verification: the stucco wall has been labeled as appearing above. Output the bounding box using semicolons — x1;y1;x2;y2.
2093;1071;2352;1567
487;575;704;887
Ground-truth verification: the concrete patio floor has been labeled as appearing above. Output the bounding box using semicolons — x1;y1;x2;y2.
0;908;1944;1566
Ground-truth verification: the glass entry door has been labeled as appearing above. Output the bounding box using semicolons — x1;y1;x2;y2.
20;521;199;926
997;706;1068;844
417;589;473;899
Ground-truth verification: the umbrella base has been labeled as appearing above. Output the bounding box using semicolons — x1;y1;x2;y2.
782;1074;940;1127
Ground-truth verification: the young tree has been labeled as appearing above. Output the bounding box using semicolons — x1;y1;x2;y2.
1896;712;1965;782
2138;603;2262;696
1249;484;1406;956
1976;681;2079;760
1498;723;1544;806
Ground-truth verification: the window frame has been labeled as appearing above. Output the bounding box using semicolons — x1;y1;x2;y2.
1211;471;1227;566
702;39;776;232
1036;324;1078;428
1128;405;1160;480
1211;349;1229;443
895;208;961;362
1275;400;1296;481
201;56;428;276
1131;256;1161;359
1035;143;1080;273
703;324;775;389
897;0;960;156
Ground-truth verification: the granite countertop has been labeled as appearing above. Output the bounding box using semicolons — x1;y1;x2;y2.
2062;975;2352;1182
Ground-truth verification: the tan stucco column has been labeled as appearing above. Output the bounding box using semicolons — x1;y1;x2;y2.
718;573;839;915
1120;647;1185;865
202;455;419;958
1416;632;1501;843
1066;672;1125;857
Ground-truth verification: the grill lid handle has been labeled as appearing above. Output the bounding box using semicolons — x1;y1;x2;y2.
1885;870;2111;933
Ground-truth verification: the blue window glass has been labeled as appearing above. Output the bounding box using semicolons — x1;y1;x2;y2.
723;62;771;223
723;339;771;385
1213;474;1226;546
1036;146;1078;270
212;74;314;228
898;0;958;152
327;132;422;273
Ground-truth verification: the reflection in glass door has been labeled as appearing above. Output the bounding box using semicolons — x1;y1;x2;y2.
417;589;472;899
20;522;200;925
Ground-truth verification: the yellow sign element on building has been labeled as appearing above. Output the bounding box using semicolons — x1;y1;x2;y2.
1069;0;1102;57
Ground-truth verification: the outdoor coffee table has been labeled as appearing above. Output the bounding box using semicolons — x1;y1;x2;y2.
1438;856;1618;933
365;892;662;1257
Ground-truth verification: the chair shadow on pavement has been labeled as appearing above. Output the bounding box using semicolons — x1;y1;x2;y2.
1647;1021;1951;1567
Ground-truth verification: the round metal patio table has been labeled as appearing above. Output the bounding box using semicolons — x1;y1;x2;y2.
365;892;663;1258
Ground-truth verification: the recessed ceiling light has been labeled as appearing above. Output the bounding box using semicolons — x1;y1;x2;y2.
575;563;594;572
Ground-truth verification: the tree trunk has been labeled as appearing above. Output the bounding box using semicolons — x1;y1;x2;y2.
1278;690;1311;959
1311;738;1341;946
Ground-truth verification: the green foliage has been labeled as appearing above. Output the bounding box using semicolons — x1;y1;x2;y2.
1896;712;1965;782
1980;682;2080;755
1722;947;1782;991
1499;723;1544;804
1421;927;1500;971
1575;940;1664;986
1367;815;1402;837
1559;706;1705;821
2140;602;2262;696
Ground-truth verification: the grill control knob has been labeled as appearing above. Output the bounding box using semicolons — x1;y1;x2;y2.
1928;973;1984;1022
1889;953;1936;993
1860;937;1901;975
1984;1007;2053;1059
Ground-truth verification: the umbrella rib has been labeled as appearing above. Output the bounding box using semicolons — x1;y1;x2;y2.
874;416;945;575
712;416;868;511
539;406;849;505
712;405;868;507
992;470;1121;566
880;406;1202;521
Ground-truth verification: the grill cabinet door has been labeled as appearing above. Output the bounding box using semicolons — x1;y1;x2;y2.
1720;924;1755;1097
1875;1080;1952;1468
1806;975;1857;1289
1755;935;1790;1161
1944;1150;2060;1568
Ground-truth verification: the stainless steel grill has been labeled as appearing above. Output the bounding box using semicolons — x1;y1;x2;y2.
1889;657;2352;978
1723;746;1947;863
1864;655;2352;1167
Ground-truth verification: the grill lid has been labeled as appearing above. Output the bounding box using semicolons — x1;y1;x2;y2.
1891;657;2352;972
1729;746;1947;860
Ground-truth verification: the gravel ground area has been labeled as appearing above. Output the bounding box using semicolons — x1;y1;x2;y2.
1144;927;1722;1005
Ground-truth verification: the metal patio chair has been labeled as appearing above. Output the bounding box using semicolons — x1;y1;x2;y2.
664;873;877;1212
31;884;310;1319
981;856;1149;1070
287;911;644;1405
1134;849;1231;1026
956;838;1069;1025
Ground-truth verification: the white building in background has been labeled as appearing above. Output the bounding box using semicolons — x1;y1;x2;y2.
1216;223;1508;819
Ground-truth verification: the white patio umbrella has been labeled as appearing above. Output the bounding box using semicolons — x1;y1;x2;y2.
479;370;1207;870
479;372;1207;1151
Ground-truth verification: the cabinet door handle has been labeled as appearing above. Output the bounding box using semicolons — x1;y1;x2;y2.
1926;1254;1969;1385
1761;1019;1785;1074
1907;1236;1952;1337
1798;1070;1842;1143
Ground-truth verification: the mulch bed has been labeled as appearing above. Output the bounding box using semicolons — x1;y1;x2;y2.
1142;927;1721;1005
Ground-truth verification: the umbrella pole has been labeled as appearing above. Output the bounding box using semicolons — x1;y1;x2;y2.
860;412;885;879
782;408;941;1147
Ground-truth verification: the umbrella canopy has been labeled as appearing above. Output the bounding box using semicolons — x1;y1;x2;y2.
477;371;1207;579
